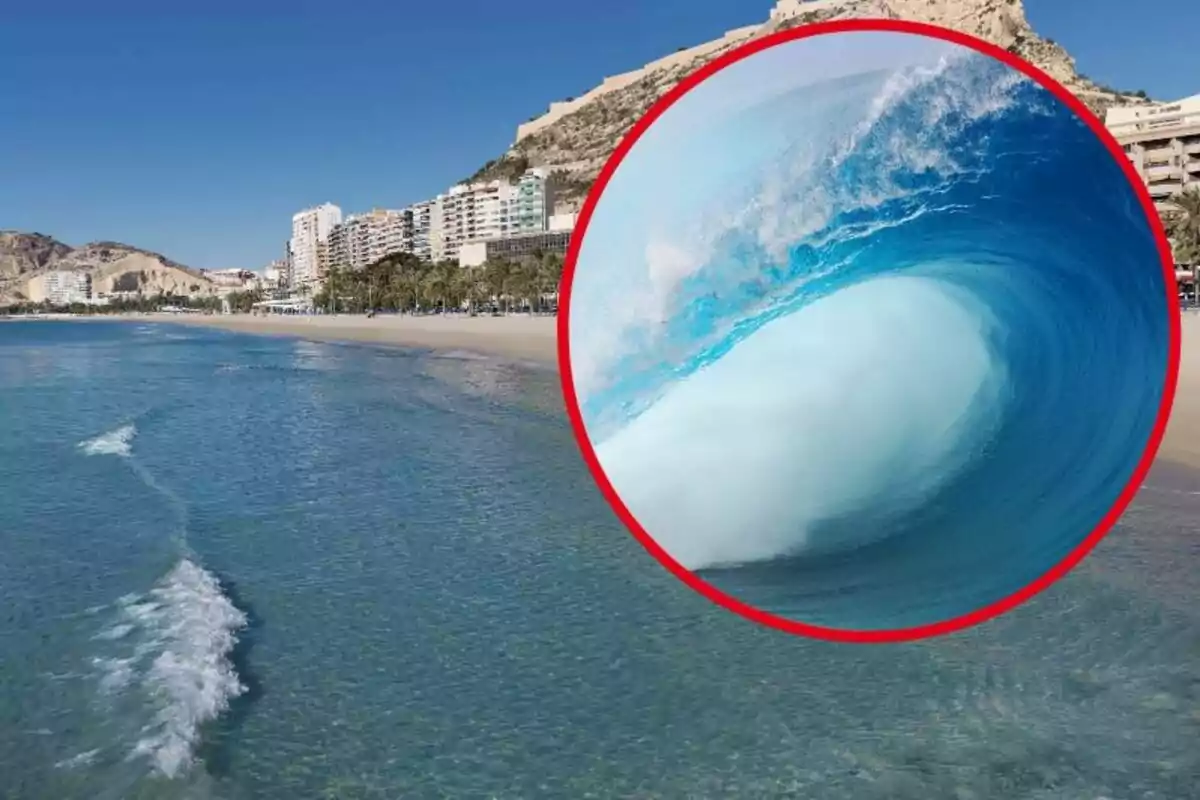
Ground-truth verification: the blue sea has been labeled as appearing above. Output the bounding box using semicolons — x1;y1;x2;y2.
570;41;1173;631
1;319;1198;798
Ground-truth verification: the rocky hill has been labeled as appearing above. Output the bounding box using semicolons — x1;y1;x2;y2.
475;0;1150;205
0;231;217;304
0;232;73;281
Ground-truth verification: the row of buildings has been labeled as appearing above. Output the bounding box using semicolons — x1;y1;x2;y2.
268;93;1196;298
1107;93;1200;217
282;167;577;296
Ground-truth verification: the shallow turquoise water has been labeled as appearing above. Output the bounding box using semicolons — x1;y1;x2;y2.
1;320;1197;799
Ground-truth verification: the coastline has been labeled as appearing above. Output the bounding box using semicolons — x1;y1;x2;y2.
44;311;560;366
12;309;1200;470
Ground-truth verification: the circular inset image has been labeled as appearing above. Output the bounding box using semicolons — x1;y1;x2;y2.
559;21;1179;642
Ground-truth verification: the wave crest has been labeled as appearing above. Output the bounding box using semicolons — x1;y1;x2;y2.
91;559;247;778
570;45;1170;629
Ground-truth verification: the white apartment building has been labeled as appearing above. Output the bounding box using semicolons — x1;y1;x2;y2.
429;198;448;263
327;208;414;271
409;200;434;262
263;260;287;290
289;202;343;292
434;180;513;263
1107;94;1200;213
430;169;558;263
42;270;91;305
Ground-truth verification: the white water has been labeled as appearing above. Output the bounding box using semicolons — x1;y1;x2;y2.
78;420;247;780
78;424;137;457
594;276;1008;570
92;559;248;779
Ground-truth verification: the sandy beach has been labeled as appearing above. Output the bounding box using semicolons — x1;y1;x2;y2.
107;311;559;365
1159;312;1200;468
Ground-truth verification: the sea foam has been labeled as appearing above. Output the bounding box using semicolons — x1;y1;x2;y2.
92;559;247;779
79;424;137;457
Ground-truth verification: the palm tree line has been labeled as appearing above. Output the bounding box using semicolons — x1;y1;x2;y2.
313;251;564;314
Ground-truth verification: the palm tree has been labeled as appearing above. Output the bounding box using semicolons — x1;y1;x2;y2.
503;264;535;314
421;267;449;311
323;266;345;314
452;266;476;312
1164;188;1200;267
483;260;512;312
536;252;564;312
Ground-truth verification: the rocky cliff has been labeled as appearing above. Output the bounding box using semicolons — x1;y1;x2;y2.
477;0;1149;205
0;231;217;304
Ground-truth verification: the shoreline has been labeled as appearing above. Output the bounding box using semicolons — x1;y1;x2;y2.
29;311;560;366
12;309;1200;471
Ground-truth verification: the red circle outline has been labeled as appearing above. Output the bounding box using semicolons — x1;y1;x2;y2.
556;19;1181;643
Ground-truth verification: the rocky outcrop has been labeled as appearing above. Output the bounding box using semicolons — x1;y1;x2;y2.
0;232;216;304
0;232;73;282
480;0;1149;205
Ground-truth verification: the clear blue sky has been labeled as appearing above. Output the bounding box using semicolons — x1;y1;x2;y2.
1;0;1196;270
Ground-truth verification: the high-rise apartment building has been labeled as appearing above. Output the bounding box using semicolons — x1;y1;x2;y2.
430;169;558;263
283;241;294;288
326;223;351;273
1107;95;1200;213
326;208;414;271
289;202;343;292
433;180;510;262
409;200;434;262
511;168;556;234
429;199;448;263
366;208;412;264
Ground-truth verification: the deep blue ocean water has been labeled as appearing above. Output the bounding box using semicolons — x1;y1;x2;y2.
571;45;1172;631
1;320;1198;799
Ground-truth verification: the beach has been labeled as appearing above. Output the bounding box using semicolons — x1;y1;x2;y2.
75;311;560;365
1160;312;1200;467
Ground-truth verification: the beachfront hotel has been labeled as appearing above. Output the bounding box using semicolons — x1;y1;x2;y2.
1107;94;1200;213
289;203;343;293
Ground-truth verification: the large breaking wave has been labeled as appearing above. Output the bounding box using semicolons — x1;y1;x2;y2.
568;42;1173;630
